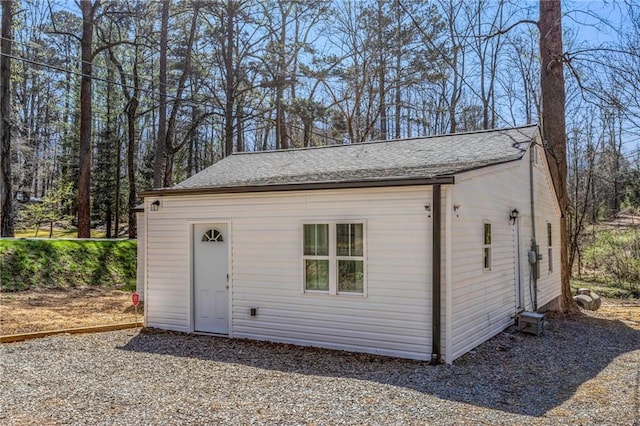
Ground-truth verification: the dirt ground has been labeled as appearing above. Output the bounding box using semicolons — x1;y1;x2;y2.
585;297;640;329
0;287;143;335
0;288;638;336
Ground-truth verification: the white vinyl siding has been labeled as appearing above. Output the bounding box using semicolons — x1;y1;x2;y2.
136;212;145;302
144;186;438;360
547;222;553;273
447;138;561;363
533;148;562;308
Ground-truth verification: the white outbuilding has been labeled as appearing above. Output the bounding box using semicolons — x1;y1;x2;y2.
138;124;561;363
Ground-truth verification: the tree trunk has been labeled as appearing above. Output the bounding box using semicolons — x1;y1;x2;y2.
377;0;386;140
77;0;98;238
394;0;402;139
539;0;577;313
275;1;289;150
235;101;244;153
187;104;196;176
447;14;459;133
114;133;121;238
1;0;14;237
127;95;137;239
162;3;199;187
108;41;139;239
224;0;235;157
153;0;169;187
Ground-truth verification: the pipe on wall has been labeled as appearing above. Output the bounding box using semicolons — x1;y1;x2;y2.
530;141;538;310
430;183;442;365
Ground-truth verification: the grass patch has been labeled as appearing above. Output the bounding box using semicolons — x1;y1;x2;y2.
14;228;107;238
570;278;638;299
0;239;137;291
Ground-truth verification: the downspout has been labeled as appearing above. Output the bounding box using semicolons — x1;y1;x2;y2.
530;143;538;310
444;186;453;364
143;199;149;326
430;184;442;365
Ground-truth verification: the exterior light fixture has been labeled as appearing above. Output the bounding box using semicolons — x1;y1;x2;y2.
510;208;519;224
150;200;161;212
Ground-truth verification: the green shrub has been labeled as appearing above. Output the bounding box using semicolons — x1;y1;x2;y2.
582;228;640;297
0;239;137;292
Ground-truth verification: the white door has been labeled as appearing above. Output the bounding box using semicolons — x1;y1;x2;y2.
193;223;229;334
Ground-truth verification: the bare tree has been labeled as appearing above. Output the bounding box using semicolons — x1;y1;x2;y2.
108;38;141;238
74;0;101;238
433;0;471;133
539;0;576;313
161;2;200;186
1;0;14;237
466;0;506;129
567;117;596;275
152;0;169;188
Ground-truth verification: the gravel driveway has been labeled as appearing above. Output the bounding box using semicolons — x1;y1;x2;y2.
1;313;639;425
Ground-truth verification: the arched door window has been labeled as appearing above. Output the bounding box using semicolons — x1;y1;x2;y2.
201;228;224;242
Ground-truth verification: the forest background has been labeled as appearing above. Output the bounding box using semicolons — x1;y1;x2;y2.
0;0;638;284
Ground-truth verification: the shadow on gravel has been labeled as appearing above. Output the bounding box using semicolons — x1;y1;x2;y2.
119;314;640;417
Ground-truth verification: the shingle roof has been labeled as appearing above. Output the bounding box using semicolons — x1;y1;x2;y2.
157;125;538;194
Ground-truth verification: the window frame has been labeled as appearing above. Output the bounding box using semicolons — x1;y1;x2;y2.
302;224;330;292
483;221;492;271
301;220;367;296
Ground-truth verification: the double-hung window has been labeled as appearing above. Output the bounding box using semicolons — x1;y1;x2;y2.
303;222;366;295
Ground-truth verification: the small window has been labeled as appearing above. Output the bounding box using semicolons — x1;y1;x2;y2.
202;228;223;242
547;223;553;272
302;222;366;295
483;223;492;270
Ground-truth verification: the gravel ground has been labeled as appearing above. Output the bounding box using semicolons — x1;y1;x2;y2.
1;313;638;425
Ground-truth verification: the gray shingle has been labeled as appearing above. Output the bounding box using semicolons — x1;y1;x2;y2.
172;125;538;190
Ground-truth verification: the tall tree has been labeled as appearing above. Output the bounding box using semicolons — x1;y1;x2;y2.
153;0;169;188
539;0;576;312
108;41;141;238
467;0;505;129
161;2;201;186
223;0;236;157
76;0;100;238
1;0;13;237
435;0;469;133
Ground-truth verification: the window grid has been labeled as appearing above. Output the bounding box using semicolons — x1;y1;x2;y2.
202;228;223;242
303;224;330;291
303;222;366;295
336;223;364;294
